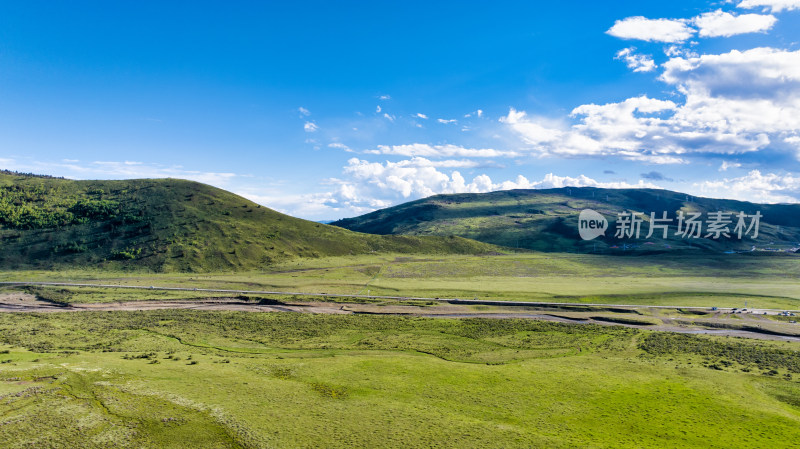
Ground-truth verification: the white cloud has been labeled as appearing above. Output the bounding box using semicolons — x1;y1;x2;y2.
304;121;319;132
504;46;800;165
240;188;393;220
376;105;382;113
664;45;696;58
426;159;483;168
719;161;743;171
615;47;657;72
343;158;466;198
661;47;800;135
383;113;395;122
298;107;311;116
375;157;481;169
378;95;391;100
415;113;428;119
693;10;776;37
785;136;800;159
694;170;800;203
738;0;800;12
437;118;458;124
328;143;353;152
340;157;659;202
501;99;700;164
607;16;695;43
500;109;565;145
365;143;519;158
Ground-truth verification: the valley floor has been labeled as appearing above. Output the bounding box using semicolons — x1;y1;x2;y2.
1;310;800;448
1;292;799;343
1;252;799;447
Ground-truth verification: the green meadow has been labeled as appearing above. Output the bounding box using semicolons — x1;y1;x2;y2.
1;311;799;448
2;251;800;447
4;252;800;310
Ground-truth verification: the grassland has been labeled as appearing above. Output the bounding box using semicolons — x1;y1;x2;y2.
2;174;800;448
4;252;799;310
1;310;799;448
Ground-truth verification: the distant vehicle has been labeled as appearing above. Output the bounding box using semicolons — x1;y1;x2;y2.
711;307;718;311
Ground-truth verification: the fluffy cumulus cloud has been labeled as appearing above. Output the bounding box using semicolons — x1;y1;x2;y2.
738;0;800;12
694;170;800;203
615;48;657;72
501;98;695;164
661;47;800;134
499;109;565;145
337;157;657;202
693;10;776;37
608;8;777;42
503;45;800;164
606;17;695;43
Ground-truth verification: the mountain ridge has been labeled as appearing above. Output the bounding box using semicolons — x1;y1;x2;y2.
0;172;499;271
332;187;800;254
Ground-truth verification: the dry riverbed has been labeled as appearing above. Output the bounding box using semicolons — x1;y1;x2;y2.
2;292;799;342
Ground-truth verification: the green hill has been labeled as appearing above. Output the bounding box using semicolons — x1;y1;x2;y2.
332;187;800;254
0;171;497;271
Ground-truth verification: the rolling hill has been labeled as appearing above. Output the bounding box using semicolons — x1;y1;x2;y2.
0;171;497;271
332;187;800;254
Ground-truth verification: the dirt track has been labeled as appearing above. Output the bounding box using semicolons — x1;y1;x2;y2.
2;293;799;343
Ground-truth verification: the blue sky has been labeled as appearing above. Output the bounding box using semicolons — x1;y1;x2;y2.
2;1;800;219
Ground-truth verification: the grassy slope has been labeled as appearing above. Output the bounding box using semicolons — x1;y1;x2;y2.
0;172;497;272
1;311;799;448
332;187;800;253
